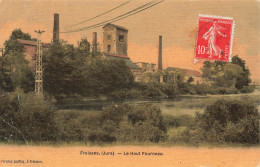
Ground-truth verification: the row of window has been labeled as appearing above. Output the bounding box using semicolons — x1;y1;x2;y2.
106;35;125;52
107;35;125;42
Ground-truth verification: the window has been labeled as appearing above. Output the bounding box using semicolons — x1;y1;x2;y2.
107;45;111;52
163;75;168;83
107;35;111;40
119;35;124;42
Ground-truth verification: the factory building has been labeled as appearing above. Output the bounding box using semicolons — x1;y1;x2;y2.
103;23;128;55
17;39;49;70
15;13;201;84
102;23;141;76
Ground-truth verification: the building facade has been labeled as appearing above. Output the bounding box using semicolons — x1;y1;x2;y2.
164;67;202;84
102;23;141;80
103;23;128;55
17;39;49;71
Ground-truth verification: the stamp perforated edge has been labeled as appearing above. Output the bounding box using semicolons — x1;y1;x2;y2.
194;14;236;63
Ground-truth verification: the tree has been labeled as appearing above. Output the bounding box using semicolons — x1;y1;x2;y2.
43;41;86;101
201;60;226;82
215;63;243;87
43;40;134;102
231;55;251;89
85;58;134;95
4;29;35;54
2;29;35;92
76;37;91;57
201;56;252;91
163;69;186;96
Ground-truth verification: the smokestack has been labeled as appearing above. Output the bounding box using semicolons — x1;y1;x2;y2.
158;35;162;70
92;32;97;52
53;13;59;41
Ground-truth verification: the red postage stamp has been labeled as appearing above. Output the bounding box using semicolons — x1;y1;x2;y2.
195;14;235;62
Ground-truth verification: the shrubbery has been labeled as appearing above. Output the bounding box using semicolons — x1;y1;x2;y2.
168;97;260;145
0;91;56;143
163;114;195;129
196;97;259;144
1;90;259;145
55;104;167;143
1;91;167;144
194;84;241;95
241;85;255;93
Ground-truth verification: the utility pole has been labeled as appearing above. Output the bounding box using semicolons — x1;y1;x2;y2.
34;29;45;97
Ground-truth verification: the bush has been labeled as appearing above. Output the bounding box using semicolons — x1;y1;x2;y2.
142;84;164;98
215;87;238;94
0;91;56;143
54;104;167;144
163;114;195;128
195;84;210;95
168;127;197;144
108;88;143;100
195;97;259;144
194;84;240;95
241;85;255;93
101;104;167;143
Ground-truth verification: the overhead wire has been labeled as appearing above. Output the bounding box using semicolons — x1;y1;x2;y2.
61;0;164;34
64;0;132;29
61;0;158;33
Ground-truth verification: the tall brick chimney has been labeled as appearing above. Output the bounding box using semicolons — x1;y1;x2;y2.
158;35;162;70
53;13;59;41
92;32;97;52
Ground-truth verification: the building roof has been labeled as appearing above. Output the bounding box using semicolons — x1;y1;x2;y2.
17;39;50;59
103;52;141;70
17;39;37;46
114;57;141;70
135;62;149;64
103;52;130;59
135;62;157;65
103;23;128;31
165;67;202;77
17;39;50;48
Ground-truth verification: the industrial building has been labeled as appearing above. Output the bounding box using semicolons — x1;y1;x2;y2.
17;39;49;71
101;23;141;76
16;13;201;84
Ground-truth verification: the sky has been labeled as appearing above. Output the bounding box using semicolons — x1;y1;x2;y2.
0;0;259;81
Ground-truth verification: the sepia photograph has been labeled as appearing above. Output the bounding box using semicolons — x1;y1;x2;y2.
0;0;259;166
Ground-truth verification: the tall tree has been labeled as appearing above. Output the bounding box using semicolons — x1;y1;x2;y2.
231;55;251;89
201;56;251;90
77;37;91;57
201;60;226;82
43;41;85;101
43;40;134;101
215;64;243;88
2;29;35;92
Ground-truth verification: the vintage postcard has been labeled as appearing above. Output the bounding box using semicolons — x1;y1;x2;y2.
0;0;260;167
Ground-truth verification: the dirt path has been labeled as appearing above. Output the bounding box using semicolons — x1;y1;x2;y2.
0;145;260;167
